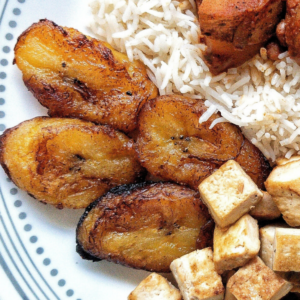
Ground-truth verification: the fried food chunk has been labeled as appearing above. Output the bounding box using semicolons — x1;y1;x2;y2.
197;0;285;74
0;117;144;209
276;0;300;65
76;182;212;272
136;95;270;190
14;19;158;133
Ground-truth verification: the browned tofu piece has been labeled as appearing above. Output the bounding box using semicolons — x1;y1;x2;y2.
259;223;288;269
128;273;182;300
227;257;292;300
199;160;263;228
250;192;281;221
170;248;225;300
214;214;260;274
273;228;300;272
265;159;300;227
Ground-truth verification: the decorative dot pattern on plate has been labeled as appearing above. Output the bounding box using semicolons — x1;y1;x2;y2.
43;258;51;266
9;20;17;28
1;59;8;66
24;224;32;232
19;212;26;220
51;269;58;276
36;247;44;255
10;188;18;195
13;8;21;15
5;33;13;40
2;46;10;53
67;290;74;297
14;200;22;207
58;279;66;287
30;236;38;243
0;3;78;299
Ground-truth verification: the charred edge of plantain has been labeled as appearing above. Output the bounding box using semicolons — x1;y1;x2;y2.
0;117;146;210
196;219;215;250
76;181;158;261
260;152;272;189
76;181;209;264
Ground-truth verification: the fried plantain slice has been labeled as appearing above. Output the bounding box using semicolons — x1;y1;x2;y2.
0;117;144;209
136;95;271;190
14;19;158;133
76;182;212;272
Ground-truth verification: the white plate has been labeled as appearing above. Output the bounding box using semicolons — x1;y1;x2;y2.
0;1;173;299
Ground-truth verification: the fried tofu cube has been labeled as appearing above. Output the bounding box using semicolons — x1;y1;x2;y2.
259;223;288;269
170;248;225;300
250;192;281;220
259;225;300;291
214;214;260;274
265;159;300;227
227;256;292;300
199;160;263;228
128;273;182;300
273;228;300;272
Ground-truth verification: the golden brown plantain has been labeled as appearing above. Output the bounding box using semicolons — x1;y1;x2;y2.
136;95;271;190
76;182;212;272
14;19;158;133
197;0;285;74
0;117;144;209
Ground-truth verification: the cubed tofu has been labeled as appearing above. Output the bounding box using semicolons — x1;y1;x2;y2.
214;214;260;274
128;273;182;300
265;159;300;227
170;248;225;300
199;160;263;228
227;256;292;300
250;192;281;220
259;223;288;269
273;228;300;272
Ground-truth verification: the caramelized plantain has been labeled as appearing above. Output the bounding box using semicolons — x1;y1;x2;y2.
136;95;270;190
76;182;212;272
14;19;158;133
0;117;144;209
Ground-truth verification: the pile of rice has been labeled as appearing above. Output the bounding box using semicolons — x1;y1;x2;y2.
89;0;300;162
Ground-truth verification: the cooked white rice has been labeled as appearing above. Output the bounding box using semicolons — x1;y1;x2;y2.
89;0;300;162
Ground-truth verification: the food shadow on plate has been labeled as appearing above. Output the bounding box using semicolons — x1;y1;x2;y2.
19;190;84;229
75;259;178;287
10;67;49;122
